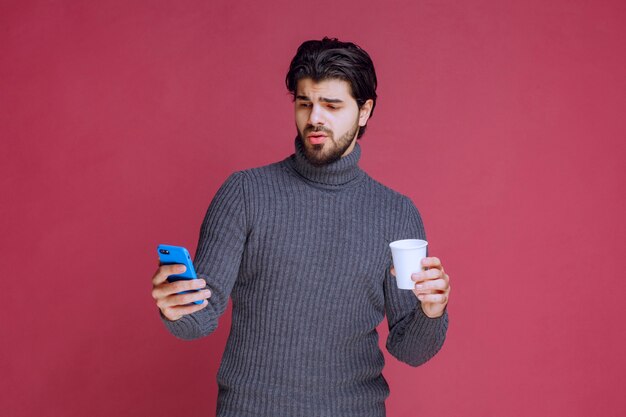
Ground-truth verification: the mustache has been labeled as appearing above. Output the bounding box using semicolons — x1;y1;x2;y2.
304;126;332;135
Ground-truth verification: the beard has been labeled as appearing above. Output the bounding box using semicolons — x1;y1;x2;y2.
297;119;360;166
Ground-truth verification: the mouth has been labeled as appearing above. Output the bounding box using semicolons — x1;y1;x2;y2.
307;133;328;145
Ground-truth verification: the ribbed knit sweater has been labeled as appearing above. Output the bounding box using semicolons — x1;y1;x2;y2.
162;137;448;416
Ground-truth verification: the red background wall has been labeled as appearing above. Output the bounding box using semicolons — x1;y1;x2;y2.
2;1;624;416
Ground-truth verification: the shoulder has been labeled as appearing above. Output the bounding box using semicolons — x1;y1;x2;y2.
216;159;293;204
232;159;289;182
361;174;424;230
362;173;416;208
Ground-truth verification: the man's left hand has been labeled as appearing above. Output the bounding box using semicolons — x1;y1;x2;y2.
391;257;451;318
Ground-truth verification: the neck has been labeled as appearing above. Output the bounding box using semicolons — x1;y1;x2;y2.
286;137;365;189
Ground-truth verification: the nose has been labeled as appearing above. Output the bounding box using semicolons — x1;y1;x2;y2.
307;104;325;126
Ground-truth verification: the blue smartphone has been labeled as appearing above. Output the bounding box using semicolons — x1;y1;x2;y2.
157;244;203;305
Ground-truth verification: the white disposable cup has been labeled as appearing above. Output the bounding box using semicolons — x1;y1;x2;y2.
389;239;428;290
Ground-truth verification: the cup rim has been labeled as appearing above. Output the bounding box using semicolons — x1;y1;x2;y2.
389;239;428;250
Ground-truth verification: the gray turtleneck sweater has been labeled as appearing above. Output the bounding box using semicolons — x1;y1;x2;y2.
162;138;448;416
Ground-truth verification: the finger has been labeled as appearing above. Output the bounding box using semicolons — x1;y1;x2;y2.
166;278;207;294
416;292;448;304
411;268;444;283
158;289;212;309
162;299;208;321
151;264;187;286
413;278;449;293
421;257;442;270
152;278;207;300
159;288;212;309
390;267;396;277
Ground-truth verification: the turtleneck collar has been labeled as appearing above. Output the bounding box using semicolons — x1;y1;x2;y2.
286;136;366;189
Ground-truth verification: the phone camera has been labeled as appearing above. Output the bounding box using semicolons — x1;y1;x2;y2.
159;249;170;255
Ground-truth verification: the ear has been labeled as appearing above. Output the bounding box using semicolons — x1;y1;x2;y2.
358;99;374;127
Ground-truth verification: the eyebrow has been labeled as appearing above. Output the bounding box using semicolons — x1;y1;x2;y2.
295;95;344;104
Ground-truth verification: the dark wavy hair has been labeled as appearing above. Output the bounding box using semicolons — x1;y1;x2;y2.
285;37;378;139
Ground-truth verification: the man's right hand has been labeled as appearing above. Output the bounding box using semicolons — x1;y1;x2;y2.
151;264;211;321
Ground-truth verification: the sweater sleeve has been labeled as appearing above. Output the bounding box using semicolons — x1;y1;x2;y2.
384;197;448;366
161;171;248;340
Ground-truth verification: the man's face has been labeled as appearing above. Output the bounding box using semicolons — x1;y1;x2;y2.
295;78;372;166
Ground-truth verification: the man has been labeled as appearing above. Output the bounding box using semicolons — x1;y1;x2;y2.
151;37;451;417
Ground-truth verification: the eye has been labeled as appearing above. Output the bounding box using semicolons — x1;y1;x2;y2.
327;105;338;110
298;103;312;108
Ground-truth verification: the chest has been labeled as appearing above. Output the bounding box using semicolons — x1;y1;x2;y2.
237;187;395;306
